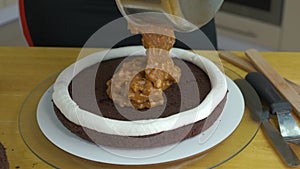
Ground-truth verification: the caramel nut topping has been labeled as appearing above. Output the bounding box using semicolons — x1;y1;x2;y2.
106;24;181;110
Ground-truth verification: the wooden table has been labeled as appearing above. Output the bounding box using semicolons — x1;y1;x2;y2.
0;46;299;169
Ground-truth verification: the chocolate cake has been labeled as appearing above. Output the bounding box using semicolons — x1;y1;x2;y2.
52;47;228;149
0;142;9;169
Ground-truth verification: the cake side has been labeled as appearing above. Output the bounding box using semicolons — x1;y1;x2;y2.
53;97;226;148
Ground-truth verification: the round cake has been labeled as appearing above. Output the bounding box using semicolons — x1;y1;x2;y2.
52;46;227;148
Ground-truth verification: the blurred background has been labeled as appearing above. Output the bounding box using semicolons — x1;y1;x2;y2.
0;0;26;46
0;0;299;51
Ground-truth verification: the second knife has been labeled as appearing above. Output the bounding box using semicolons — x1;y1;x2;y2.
246;72;300;145
235;79;300;166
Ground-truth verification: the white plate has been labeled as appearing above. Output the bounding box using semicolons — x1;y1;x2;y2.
37;76;244;165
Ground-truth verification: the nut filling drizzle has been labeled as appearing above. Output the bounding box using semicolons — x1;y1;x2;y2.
106;25;181;109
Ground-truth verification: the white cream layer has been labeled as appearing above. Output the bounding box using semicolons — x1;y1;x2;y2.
52;46;227;136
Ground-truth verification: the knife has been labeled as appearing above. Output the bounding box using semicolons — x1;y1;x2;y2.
246;72;300;145
234;79;300;166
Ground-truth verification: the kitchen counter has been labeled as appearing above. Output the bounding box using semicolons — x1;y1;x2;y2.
0;46;299;169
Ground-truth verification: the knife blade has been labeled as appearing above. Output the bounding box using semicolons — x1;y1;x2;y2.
234;79;300;166
246;72;300;145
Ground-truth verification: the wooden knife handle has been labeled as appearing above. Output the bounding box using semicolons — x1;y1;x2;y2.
219;51;300;95
285;79;300;95
219;51;256;72
245;49;300;118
